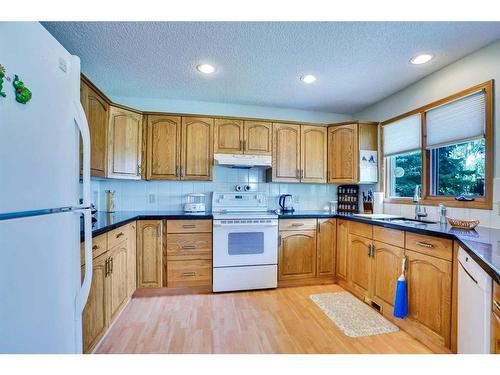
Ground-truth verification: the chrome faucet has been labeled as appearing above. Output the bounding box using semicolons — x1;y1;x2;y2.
413;185;427;220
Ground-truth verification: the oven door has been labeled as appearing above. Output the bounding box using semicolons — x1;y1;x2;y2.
212;219;278;267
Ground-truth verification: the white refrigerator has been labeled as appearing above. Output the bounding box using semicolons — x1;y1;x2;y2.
0;22;93;353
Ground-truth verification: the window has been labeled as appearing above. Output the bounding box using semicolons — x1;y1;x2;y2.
381;80;493;209
389;150;422;198
429;139;485;197
383;114;422;198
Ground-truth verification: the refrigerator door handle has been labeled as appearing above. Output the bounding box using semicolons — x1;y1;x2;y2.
75;208;93;315
73;100;91;209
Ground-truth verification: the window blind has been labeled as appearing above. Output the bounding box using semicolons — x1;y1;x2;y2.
383;114;421;156
426;90;486;149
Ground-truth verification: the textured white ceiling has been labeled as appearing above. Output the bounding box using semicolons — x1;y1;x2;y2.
42;22;500;114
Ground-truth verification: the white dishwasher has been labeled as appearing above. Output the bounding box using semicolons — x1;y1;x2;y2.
458;247;492;353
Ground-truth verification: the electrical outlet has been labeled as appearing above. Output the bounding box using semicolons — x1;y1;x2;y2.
148;194;156;204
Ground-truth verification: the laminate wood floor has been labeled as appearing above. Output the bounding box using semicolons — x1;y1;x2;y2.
96;284;433;354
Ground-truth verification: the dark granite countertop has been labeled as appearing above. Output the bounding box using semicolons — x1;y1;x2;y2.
83;209;499;283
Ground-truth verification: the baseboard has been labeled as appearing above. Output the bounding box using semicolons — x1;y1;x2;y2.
278;276;336;288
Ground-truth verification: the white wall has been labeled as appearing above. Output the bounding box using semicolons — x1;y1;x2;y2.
111;96;352;124
354;40;500;227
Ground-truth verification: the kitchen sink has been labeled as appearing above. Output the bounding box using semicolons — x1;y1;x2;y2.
378;218;438;225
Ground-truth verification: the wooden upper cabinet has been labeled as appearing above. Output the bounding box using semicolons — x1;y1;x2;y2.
406;249;452;347
145;115;181;180
348;233;372;297
243;121;272;155
272;123;301;182
371;240;404;312
214;118;244;154
181;117;214;181
279;230;317;280
328;124;358;183
301;125;327;183
136;220;163;288
336;219;349;281
80;79;109;177
107;106;143;179
317;219;336;277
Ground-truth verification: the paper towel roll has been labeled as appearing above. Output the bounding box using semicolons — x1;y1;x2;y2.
373;192;384;214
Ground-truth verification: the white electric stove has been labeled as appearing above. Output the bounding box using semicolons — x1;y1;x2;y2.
212;192;278;292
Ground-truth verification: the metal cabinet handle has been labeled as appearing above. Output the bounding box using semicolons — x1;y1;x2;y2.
182;271;196;277
415;241;434;248
105;258;109;277
110;257;113;274
116;232;125;238
300;169;304;179
291;223;304;227
182;224;196;229
370;244;375;258
367;244;371;257
137;164;142;175
278;235;282;248
92;245;98;250
181;245;197;249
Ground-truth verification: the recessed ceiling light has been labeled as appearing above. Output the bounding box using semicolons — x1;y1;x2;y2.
300;74;317;84
196;64;216;74
410;54;433;65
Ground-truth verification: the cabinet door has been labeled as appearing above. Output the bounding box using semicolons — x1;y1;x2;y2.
317;219;336;276
181;117;214;180
107;106;143;179
214;118;243;154
136;220;163;288
348;234;372;297
146;115;181;180
127;222;137;298
272;123;301;182
406;249;452;347
243;121;272;155
328;124;358;183
371;240;404;311
336;219;349;281
107;243;128;323
301;125;327;183
279;230;316;280
80;80;108;177
82;252;108;354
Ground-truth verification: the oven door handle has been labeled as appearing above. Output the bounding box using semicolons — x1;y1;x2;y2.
213;223;278;227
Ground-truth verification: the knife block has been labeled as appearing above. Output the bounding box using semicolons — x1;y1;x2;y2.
363;201;373;214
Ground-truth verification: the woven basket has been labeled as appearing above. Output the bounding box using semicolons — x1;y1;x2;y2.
447;217;479;230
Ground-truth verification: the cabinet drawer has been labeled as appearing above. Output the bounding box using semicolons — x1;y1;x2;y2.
107;225;129;248
279;219;317;231
81;234;107;266
494;282;500;315
373;226;405;248
405;232;452;261
166;233;212;260
167;260;212;288
167;220;212;233
348;221;372;238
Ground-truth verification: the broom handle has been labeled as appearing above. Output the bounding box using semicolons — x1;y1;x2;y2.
401;256;408;275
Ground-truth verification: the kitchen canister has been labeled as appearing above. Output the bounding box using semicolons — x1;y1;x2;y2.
105;190;116;213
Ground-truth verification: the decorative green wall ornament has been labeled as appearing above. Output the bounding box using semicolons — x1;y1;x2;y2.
0;64;6;98
13;74;32;104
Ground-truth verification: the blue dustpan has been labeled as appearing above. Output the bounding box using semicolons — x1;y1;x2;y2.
393;257;408;318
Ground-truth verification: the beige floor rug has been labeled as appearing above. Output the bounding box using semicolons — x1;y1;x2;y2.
310;291;399;338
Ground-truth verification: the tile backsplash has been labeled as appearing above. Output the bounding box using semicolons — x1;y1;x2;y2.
90;167;374;213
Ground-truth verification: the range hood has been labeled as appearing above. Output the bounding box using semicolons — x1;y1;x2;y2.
214;153;272;168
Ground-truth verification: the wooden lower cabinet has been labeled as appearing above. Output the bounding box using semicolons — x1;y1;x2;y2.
127;222;137;297
107;243;129;322
81;252;108;354
335;219;349;281
348;234;372;297
278;219;336;285
317;219;336;276
279;230;317;280
405;249;452;348
371;240;404;312
136;220;163;288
